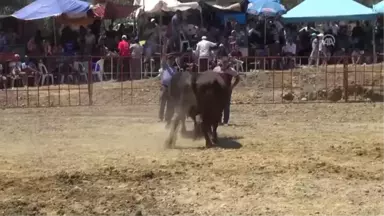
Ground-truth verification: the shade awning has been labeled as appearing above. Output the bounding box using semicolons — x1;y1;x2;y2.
282;0;378;23
373;1;384;13
134;0;200;16
12;0;90;20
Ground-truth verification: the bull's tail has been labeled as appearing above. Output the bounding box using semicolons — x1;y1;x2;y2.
191;72;198;98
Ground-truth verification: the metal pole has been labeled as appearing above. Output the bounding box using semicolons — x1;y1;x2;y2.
264;18;266;45
160;13;163;56
371;0;377;64
52;17;57;46
372;20;377;63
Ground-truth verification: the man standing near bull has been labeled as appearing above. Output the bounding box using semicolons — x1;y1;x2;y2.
213;58;240;126
159;54;177;124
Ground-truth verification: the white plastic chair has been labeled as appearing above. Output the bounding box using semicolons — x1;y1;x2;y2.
92;59;104;82
38;63;54;85
73;61;88;83
180;32;190;52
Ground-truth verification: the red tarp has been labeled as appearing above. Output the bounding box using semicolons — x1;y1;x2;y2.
92;2;139;19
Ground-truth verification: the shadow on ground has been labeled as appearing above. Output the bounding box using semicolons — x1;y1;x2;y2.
216;136;243;149
175;132;243;150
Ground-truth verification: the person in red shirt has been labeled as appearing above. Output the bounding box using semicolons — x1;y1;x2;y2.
117;35;130;80
118;35;130;56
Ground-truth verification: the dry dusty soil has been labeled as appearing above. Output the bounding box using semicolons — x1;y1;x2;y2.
0;102;383;216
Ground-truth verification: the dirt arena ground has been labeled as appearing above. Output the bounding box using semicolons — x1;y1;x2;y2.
0;102;383;215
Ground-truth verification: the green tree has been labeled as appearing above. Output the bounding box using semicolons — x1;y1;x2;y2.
0;0;31;14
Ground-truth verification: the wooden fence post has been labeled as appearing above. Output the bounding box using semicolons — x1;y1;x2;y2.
343;56;348;102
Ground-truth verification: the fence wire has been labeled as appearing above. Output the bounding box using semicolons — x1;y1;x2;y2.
0;55;383;108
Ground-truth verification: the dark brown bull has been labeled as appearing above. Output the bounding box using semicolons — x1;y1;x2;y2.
191;71;229;147
165;70;229;148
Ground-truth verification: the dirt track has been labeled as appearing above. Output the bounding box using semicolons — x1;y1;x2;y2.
0;103;383;216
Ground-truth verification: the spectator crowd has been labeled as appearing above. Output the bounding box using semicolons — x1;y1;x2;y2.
0;9;383;89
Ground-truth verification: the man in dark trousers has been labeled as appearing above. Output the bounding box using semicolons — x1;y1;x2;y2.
212;58;240;126
159;54;177;123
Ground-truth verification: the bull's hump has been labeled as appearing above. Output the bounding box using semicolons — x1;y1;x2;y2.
196;71;226;87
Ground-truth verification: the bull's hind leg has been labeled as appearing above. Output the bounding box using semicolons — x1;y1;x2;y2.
165;115;181;149
180;114;187;135
165;106;187;148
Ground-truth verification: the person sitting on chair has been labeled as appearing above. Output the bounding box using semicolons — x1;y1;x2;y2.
282;39;297;68
9;54;28;89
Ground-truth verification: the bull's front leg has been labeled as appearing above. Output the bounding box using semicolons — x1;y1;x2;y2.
193;114;202;140
212;121;219;145
202;121;214;148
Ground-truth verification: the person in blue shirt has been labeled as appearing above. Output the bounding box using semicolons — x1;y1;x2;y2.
159;54;177;123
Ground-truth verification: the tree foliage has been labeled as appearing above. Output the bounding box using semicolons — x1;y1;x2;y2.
0;0;31;14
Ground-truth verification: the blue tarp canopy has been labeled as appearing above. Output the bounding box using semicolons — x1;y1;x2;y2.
12;0;90;20
282;0;378;23
373;1;384;13
247;0;286;16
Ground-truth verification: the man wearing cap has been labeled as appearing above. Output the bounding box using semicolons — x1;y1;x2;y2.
117;35;130;80
149;18;160;39
217;43;229;60
212;58;240;126
195;36;217;72
159;54;177;123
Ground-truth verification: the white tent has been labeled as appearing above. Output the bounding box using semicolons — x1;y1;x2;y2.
133;0;200;16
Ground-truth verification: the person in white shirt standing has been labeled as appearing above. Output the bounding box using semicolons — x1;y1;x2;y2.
130;38;144;80
318;33;329;65
195;36;217;72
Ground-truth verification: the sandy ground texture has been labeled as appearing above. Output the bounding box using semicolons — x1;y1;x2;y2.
0;103;383;216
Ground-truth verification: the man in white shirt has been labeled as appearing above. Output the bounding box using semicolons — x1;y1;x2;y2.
330;22;339;35
195;36;216;72
282;40;296;56
318;33;330;65
130;39;144;80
